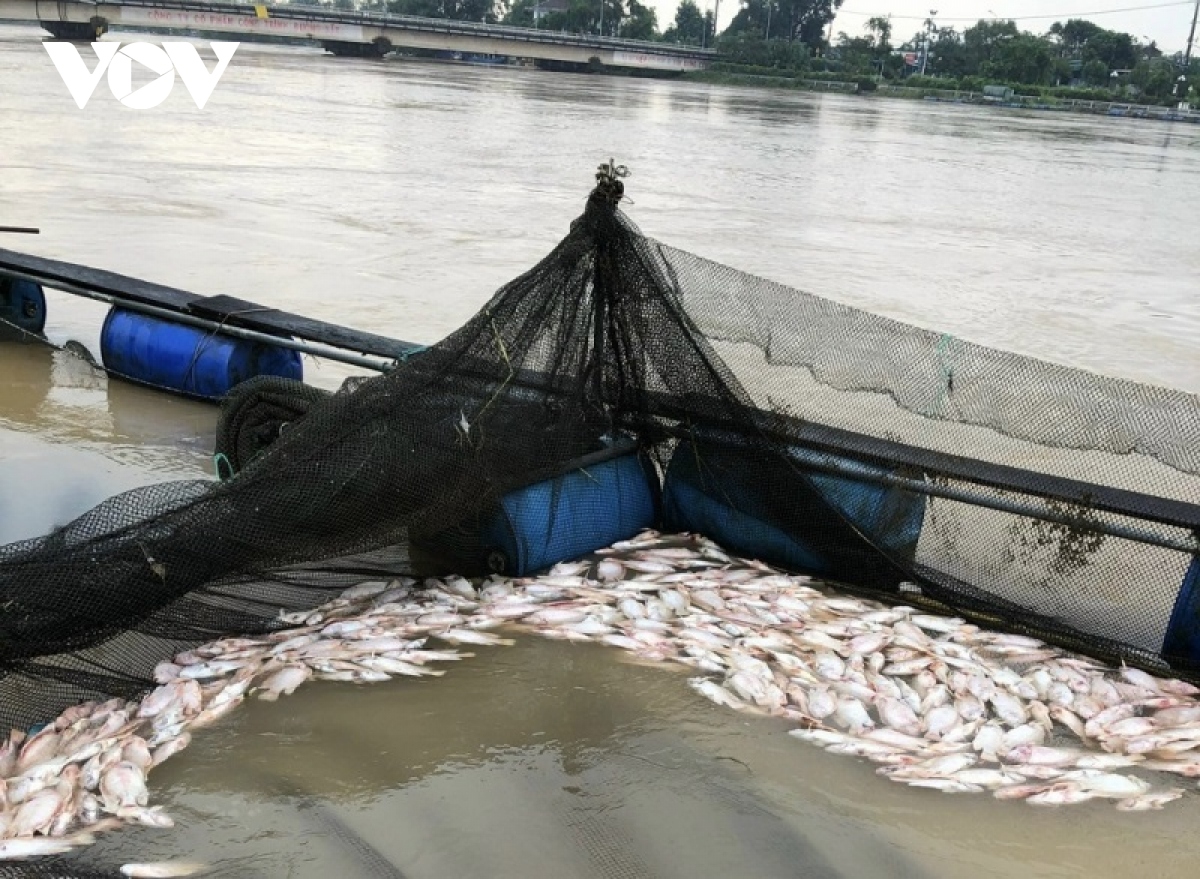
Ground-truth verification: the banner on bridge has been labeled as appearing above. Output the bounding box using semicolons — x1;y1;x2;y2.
611;50;706;72
118;7;366;41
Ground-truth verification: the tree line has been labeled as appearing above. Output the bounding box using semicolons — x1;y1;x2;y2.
288;0;1197;101
832;15;1194;100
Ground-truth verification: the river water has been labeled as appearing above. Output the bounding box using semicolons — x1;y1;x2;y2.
1;25;1199;877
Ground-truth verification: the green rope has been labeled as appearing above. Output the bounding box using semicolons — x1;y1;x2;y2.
212;452;235;482
927;332;956;417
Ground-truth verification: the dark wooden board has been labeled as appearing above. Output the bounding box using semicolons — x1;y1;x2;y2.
0;247;424;362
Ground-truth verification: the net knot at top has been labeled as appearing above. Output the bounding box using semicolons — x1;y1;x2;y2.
593;158;629;207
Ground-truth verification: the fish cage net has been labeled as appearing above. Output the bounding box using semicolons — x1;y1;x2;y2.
0;165;1198;731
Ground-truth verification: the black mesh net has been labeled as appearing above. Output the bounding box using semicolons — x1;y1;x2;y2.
1;168;1198;732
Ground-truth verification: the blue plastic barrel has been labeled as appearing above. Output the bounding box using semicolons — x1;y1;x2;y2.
663;432;926;586
0;276;47;337
412;441;660;577
100;308;303;401
1163;556;1200;664
480;449;660;576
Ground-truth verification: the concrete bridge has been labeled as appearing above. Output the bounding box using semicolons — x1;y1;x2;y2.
0;0;714;71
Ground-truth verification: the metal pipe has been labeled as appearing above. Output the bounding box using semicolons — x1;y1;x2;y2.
0;227;39;235
0;268;400;373
783;450;1200;556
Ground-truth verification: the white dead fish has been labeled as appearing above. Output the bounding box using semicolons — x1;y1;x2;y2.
1027;783;1099;806
690;678;746;710
1006;745;1084;767
120;862;209;877
433;629;515;647
1115;789;1185;811
257;665;311;701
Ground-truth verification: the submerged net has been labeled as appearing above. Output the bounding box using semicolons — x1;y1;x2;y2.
1;166;1198;731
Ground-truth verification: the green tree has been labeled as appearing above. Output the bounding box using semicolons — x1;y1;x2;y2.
865;15;890;50
388;0;447;16
982;33;1055;85
1132;59;1177;99
541;0;625;34
925;27;970;78
962;18;1019;73
715;32;808;68
725;0;841;47
1084;29;1136;71
502;0;535;25
833;31;874;73
1049;19;1102;56
1081;58;1108;86
620;0;657;39
664;0;706;45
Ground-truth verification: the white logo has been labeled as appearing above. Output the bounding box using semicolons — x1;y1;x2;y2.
44;41;239;109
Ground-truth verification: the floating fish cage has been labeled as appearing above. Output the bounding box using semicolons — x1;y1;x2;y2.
0;165;1198;741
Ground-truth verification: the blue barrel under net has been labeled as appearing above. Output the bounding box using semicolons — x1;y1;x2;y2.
100;308;303;401
412;438;660;577
0;276;47;337
663;431;926;588
1164;556;1200;665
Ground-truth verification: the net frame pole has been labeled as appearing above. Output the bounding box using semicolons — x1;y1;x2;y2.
0;266;398;373
777;451;1200;556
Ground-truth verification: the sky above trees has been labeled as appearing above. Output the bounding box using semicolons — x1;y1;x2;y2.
638;0;1199;52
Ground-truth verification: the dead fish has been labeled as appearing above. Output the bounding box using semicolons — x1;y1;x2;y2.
151;732;192;768
1027;783;1099;806
922;704;960;741
1086;704;1137;739
1120;665;1165;692
257;665;311;700
10;788;64;836
434;629;515;647
903;778;983;794
1006;745;1084;767
100;761;148;811
341;581;389;601
120;862;209;877
15;730;61;775
834;697;874;734
993;783;1053;800
690;678;746;710
1106;716;1158;738
876;697;923;738
0;834;87;859
1115;789;1185;811
1059;771;1149;798
117;805;176;828
951;768;1026;788
1075;752;1144;770
989;692;1028;728
1155;704;1200;727
358;656;444;677
527;607;589;626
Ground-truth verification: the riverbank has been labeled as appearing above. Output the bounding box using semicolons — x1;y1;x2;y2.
683;69;1200;124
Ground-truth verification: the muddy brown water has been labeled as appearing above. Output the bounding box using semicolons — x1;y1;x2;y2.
2;24;1200;877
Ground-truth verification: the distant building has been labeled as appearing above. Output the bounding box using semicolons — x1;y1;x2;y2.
532;0;568;23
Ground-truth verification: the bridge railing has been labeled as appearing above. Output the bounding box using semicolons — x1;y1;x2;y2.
108;0;717;56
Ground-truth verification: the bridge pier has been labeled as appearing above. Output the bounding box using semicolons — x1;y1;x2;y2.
322;36;392;58
40;16;107;40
